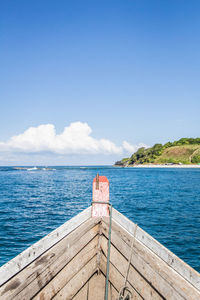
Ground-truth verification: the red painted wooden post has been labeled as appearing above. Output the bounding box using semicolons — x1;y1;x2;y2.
92;174;109;217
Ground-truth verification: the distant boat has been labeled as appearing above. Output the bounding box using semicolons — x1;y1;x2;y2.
0;175;199;299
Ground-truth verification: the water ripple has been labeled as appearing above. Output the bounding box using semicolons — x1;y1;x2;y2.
0;166;199;272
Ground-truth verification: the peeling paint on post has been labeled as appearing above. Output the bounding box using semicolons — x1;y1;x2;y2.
92;174;109;217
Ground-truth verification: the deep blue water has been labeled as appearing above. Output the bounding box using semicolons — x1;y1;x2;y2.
0;166;199;272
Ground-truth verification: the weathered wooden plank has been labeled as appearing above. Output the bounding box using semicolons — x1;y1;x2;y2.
72;282;88;300
0;206;92;286
0;219;100;300
102;219;200;300
108;282;118;300
76;269;118;300
53;256;97;300
33;237;97;300
56;262;118;300
100;254;143;300
88;272;105;300
111;208;200;291
101;235;163;300
89;271;118;300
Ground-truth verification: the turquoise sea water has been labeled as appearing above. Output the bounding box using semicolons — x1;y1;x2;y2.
0;166;199;272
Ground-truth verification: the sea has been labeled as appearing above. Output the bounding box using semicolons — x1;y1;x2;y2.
0;166;199;272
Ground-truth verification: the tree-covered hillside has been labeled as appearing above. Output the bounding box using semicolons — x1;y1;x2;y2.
115;138;200;166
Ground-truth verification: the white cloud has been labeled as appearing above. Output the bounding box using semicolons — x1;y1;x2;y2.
122;141;148;154
122;141;137;153
0;122;122;155
0;122;147;161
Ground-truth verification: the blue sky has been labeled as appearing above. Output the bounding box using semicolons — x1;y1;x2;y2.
0;0;200;165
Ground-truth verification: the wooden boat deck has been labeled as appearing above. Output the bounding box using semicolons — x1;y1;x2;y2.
0;175;200;299
0;206;200;299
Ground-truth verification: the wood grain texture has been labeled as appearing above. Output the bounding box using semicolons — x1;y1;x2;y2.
111;208;200;291
72;282;88;300
0;207;92;286
32;237;98;300
1;205;199;300
100;254;143;300
0;219;100;300
53;256;97;300
108;282;118;300
102;219;200;300
72;271;118;300
101;235;163;300
88;272;105;300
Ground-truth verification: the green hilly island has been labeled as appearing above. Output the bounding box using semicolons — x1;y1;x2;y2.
115;138;200;166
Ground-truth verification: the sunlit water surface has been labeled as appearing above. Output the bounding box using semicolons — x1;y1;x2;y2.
0;166;199;272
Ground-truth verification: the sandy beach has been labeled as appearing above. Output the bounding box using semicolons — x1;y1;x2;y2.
129;164;200;168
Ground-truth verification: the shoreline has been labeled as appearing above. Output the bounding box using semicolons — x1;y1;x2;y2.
124;164;200;168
